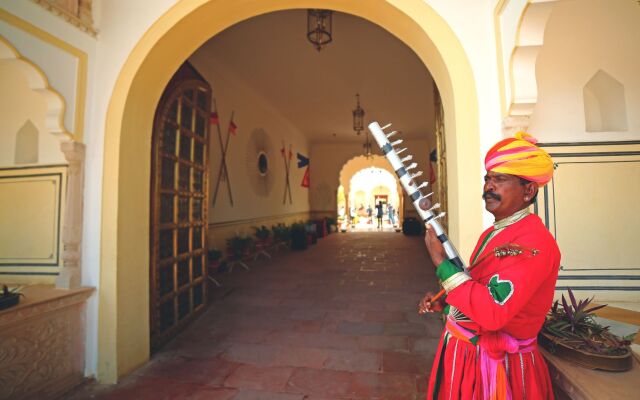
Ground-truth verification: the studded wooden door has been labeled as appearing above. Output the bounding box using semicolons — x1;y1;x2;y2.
150;63;211;351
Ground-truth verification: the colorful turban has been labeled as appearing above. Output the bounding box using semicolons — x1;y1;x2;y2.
485;132;554;186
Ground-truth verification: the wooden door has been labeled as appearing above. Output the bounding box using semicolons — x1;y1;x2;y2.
150;63;211;351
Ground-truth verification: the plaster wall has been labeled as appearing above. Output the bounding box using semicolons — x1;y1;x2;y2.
530;0;640;142
188;53;310;251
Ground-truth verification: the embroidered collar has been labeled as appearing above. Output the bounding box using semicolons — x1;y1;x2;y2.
493;207;530;231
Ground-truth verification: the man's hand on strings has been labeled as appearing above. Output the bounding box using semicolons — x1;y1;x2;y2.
418;291;445;314
424;225;446;267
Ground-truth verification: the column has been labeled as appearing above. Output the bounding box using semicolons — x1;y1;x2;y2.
56;140;85;289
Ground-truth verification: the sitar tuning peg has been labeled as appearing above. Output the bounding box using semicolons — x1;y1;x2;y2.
381;123;392;130
401;155;413;163
406;162;418;171
411;171;423;179
396;148;408;155
391;139;403;147
417;182;429;190
386;130;399;139
427;203;441;212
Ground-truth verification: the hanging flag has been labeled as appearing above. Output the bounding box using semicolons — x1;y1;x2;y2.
229;119;237;135
297;153;309;168
429;149;437;184
210;111;219;125
301;166;310;188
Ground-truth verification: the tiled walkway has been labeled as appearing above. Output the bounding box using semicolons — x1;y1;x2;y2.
67;232;442;400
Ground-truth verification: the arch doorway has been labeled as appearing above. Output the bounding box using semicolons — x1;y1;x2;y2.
100;0;482;382
341;166;402;231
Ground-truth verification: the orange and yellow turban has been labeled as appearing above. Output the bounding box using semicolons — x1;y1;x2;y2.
485;132;554;186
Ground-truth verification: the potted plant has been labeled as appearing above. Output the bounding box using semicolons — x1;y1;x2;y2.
305;221;318;245
208;248;222;264
539;288;633;371
272;223;291;251
207;249;225;286
325;217;336;234
226;235;253;261
0;285;23;311
252;225;272;260
253;225;271;241
290;222;308;250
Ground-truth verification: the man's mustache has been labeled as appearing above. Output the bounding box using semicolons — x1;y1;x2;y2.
482;191;501;201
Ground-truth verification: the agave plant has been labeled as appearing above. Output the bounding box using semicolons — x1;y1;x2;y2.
543;288;632;356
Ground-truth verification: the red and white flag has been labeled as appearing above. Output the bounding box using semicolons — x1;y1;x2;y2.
210;111;219;125
229;119;237;135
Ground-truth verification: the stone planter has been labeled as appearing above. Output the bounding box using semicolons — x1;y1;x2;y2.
539;332;633;372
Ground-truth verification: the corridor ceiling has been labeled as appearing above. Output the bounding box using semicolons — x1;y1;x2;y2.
190;10;436;143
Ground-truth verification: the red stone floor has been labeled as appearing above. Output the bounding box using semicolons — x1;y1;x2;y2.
65;231;443;400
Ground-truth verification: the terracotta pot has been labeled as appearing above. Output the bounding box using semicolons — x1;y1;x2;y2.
539;331;633;372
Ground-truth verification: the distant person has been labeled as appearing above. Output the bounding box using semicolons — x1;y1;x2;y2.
366;205;372;224
375;201;384;229
388;204;396;226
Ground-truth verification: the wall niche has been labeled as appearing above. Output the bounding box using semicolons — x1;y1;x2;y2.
583;70;628;132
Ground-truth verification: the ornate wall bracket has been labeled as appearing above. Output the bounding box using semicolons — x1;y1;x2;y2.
30;0;97;36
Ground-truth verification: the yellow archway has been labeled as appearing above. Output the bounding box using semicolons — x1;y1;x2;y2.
100;0;481;382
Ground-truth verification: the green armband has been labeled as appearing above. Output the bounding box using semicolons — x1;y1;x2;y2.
436;259;463;281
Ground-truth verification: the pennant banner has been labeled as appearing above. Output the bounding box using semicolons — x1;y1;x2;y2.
210;111;219;125
297;153;309;168
301;166;310;188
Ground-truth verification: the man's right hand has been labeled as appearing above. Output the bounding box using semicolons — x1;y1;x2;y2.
418;292;444;314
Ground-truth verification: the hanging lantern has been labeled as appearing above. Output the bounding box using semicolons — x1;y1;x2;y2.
363;132;373;159
307;9;332;51
352;93;365;135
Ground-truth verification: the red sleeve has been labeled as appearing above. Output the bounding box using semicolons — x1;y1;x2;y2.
445;240;558;332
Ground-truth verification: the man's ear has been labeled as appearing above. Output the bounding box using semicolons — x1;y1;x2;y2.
525;182;537;200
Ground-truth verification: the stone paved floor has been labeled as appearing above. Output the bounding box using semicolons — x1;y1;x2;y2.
66;231;443;400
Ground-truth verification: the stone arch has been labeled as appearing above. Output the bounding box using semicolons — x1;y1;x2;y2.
0;35;72;139
338;154;402;196
100;0;482;382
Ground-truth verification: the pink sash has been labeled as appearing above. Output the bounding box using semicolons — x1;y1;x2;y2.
446;317;537;400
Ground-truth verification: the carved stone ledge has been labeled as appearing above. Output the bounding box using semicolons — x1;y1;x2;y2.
541;348;640;399
0;285;93;400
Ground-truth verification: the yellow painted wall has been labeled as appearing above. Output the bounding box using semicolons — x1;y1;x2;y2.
0;165;67;284
99;0;480;382
537;142;640;302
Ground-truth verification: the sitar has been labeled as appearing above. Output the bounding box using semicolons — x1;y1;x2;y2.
367;121;467;276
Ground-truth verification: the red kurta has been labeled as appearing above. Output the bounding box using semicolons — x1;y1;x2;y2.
427;214;560;400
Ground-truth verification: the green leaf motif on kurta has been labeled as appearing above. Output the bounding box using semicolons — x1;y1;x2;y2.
487;274;514;305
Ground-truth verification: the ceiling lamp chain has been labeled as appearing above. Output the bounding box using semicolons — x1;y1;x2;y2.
307;9;333;51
